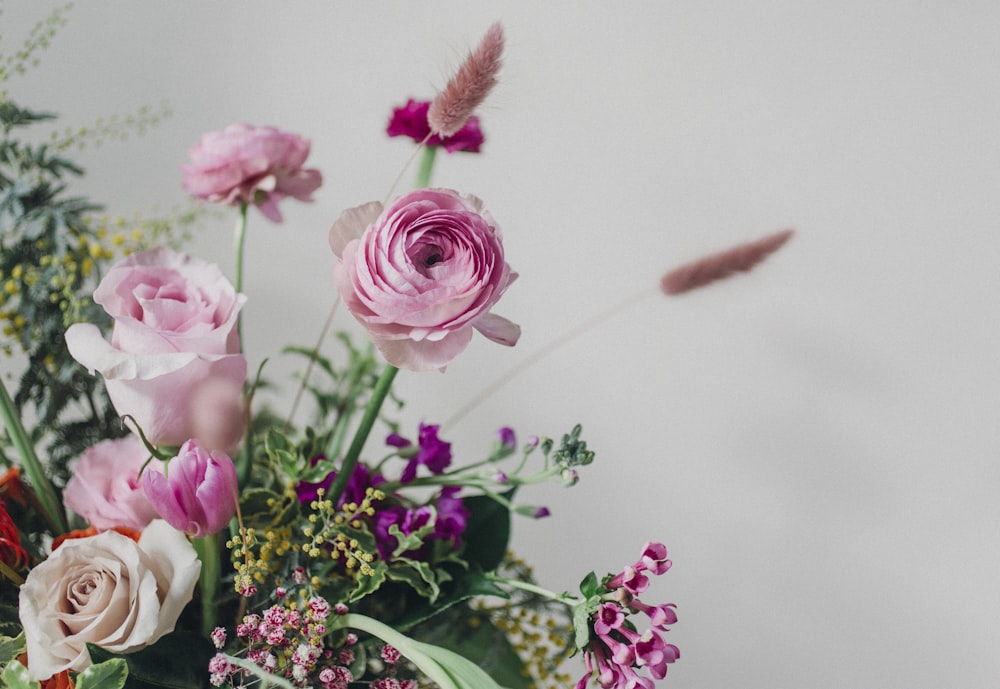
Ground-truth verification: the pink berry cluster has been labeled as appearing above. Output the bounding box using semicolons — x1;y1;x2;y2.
576;542;680;689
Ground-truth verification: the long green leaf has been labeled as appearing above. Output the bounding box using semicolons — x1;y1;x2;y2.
338;613;511;689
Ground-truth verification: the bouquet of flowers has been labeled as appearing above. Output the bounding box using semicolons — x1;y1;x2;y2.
0;15;790;689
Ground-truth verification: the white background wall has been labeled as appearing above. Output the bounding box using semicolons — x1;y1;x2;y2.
5;2;1000;687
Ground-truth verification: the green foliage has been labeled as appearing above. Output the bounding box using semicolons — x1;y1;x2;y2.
0;98;124;477
87;632;213;689
74;659;128;689
0;2;73;96
0;660;37;689
462;492;513;572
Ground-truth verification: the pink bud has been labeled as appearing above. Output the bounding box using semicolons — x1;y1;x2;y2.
142;439;238;537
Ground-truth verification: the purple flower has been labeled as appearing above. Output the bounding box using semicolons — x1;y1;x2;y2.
373;488;468;559
141;439;238;537
432;487;469;545
392;423;453;484
296;460;384;506
386;99;484;153
496;426;517;450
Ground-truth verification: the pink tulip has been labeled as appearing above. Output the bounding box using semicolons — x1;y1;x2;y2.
141;439;238;537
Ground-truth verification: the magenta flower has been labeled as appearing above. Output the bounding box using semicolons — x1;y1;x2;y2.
575;542;679;689
386;99;484;153
496;426;517;450
141;439;238;537
388;423;453;483
329;188;520;371
182;123;322;222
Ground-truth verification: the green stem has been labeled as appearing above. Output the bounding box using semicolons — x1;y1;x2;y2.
0;376;66;534
194;533;221;638
233;202;249;349
415;145;438;189
484;573;581;606
325;363;398;505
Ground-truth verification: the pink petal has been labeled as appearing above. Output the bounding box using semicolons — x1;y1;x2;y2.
472;312;520;346
329;202;383;257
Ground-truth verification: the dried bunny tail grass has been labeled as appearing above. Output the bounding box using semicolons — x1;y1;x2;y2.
660;228;794;295
428;21;504;137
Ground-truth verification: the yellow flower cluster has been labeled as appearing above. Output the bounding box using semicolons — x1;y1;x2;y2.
0;215;148;353
305;487;384;578
227;486;386;597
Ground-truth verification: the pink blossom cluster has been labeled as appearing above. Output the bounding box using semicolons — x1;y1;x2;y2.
209;595;349;688
576;542;680;689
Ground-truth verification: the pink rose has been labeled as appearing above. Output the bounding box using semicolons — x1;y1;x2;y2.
18;521;200;680
181;123;322;222
62;435;162;531
329;188;520;371
141;439;238;537
65;247;247;446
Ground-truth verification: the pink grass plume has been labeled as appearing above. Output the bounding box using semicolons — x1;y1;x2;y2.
660;228;794;295
428;22;504;138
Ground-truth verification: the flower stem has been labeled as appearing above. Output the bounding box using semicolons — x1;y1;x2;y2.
485;572;581;606
325;363;398;506
0;376;66;534
233;202;249;348
415;145;438;189
194;532;221;638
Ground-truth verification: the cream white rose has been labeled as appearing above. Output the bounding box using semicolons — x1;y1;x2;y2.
18;520;200;680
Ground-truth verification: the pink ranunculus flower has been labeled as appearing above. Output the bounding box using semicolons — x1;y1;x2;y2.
181;123;322;222
65;247;247;447
18;520;200;680
329;188;520;371
141;439;238;538
62;435;163;531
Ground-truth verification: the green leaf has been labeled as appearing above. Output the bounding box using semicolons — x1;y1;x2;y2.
393;568;508;630
420;613;532;689
0;660;38;689
87;632;212;689
338;613;511;689
461;493;512;572
578;571;599;598
0;632;25;665
386;560;440;601
74;659;128;689
347;559;387;602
